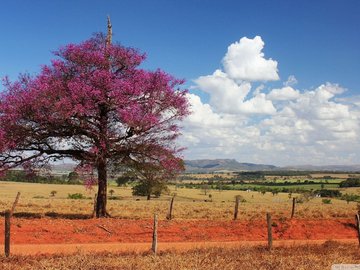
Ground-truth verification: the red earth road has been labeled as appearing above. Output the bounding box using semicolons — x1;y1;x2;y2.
0;218;357;255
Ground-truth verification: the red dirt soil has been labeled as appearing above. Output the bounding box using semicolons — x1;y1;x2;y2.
0;218;356;244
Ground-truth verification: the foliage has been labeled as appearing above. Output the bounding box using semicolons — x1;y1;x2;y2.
67;171;81;184
0;170;73;184
316;189;341;198
115;175;136;186
50;190;57;197
339;178;360;187
322;198;332;204
0;26;189;216
129;156;183;200
235;171;265;180
201;184;209;195
132;179;169;199
341;194;360;203
296;192;313;203
67;193;86;200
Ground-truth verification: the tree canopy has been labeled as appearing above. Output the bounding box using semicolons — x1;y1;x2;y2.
0;20;189;217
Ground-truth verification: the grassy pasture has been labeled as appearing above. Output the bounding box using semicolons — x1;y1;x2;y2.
0;181;358;220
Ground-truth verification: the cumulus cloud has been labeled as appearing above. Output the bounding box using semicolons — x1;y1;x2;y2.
185;93;237;128
267;86;300;101
258;83;359;159
222;36;279;81
182;36;360;166
194;70;276;114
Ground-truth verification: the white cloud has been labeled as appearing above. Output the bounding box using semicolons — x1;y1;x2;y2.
222;36;279;81
185;93;237;128
284;75;298;86
267;86;300;101
182;36;360;166
195;70;276;115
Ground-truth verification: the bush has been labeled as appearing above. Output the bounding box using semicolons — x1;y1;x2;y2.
341;194;360;204
316;189;341;198
296;192;313;203
67;193;86;199
339;178;360;188
322;198;332;204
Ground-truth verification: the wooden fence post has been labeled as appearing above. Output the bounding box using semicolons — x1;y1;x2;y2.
5;210;10;257
10;192;21;217
266;213;273;250
291;197;296;219
166;196;175;220
233;195;240;220
152;214;158;254
355;214;360;246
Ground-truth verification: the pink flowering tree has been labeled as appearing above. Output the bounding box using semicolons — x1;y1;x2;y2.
0;20;189;217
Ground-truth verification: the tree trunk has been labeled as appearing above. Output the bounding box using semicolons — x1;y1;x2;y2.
96;160;107;217
147;194;151;200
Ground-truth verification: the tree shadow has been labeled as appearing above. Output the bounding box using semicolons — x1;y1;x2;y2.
0;211;92;219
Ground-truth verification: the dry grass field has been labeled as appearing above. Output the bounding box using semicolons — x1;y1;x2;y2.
1;181;360;269
1;242;360;270
0;181;359;220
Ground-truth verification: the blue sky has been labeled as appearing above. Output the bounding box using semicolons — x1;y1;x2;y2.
1;0;360;165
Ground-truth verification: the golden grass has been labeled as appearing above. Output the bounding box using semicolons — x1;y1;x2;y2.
1;241;359;270
0;181;358;220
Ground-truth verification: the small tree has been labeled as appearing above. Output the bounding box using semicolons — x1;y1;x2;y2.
201;183;209;195
68;171;80;184
131;158;182;200
132;179;169;200
115;174;135;187
50;190;57;197
109;189;115;197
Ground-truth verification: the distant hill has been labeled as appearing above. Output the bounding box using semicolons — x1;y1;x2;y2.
282;164;360;172
50;160;360;174
184;159;277;173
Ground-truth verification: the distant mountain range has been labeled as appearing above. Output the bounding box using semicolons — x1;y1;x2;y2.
184;159;360;173
184;159;277;173
50;159;360;174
